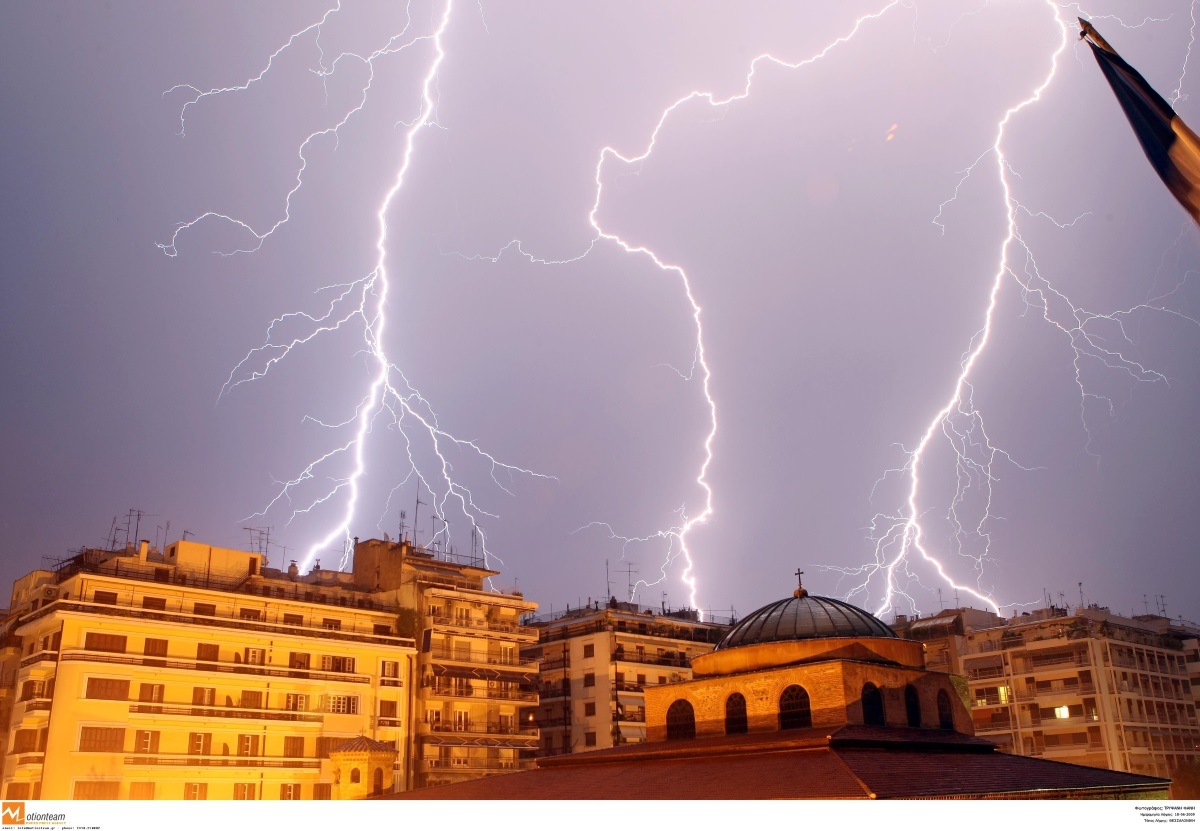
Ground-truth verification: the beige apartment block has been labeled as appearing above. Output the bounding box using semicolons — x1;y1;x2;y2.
350;538;539;789
524;602;730;755
948;606;1200;777
0;539;416;801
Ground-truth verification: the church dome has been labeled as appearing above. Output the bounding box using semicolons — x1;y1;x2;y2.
715;589;896;651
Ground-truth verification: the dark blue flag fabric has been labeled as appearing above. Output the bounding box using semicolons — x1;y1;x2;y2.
1082;18;1200;224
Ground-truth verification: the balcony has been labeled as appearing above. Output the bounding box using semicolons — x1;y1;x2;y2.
965;666;1006;681
420;758;536;773
538;656;569;672
430;616;537;639
614;710;646;723
418;721;538;738
129;704;323;723
1016;653;1089;672
429;647;538;670
61;649;371;685
1020;713;1099;729
13;753;44;767
20;698;52;713
974;720;1014;733
123;753;320;769
19;651;58;669
612;650;689;668
538;684;570;701
426;684;537;703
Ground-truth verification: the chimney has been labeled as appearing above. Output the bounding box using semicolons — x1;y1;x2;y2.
288;560;299;580
138;540;150;563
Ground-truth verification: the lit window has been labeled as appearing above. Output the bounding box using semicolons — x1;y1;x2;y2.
1055;705;1070;719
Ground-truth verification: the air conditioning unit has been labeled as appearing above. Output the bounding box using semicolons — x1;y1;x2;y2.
472;602;483;609
42;587;59;600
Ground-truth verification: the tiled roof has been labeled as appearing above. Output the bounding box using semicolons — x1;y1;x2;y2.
332;736;398;754
388;728;1168;800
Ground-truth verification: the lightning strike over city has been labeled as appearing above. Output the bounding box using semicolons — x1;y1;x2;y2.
5;0;1200;631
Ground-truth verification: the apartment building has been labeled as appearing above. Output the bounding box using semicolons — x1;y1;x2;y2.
350;538;539;789
524;602;730;755
1;539;416;800
951;606;1199;777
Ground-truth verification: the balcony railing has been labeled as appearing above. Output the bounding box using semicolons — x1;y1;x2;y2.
537;656;569;672
974;720;1014;732
123;753;320;769
61;649;371;685
419;721;538;737
21;699;52;712
429;647;538;669
430;616;537;638
19;651;58;669
1016;653;1089;671
1015;683;1096;701
14;754;44;766
1020;714;1099;728
129;704;323;722
538;685;570;700
614;711;646;723
965;666;1006;680
426;685;537;703
612;651;689;668
420;758;536;772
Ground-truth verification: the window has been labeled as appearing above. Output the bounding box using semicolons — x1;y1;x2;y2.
313;783;332;800
321;655;355;673
188;732;212;755
584;732;597;747
233;783;256;800
243;647;265;666
78;726;125;752
636;673;646;686
239;609;262;621
134;730;160;754
241;690;263;709
284;736;304;757
138;683;164;712
20;679;44;701
12;730;37;753
584;702;596;717
142;596;167;611
322;618;341;631
862;683;885;726
183;783;207;800
316;736;342;758
379;700;398;718
85;678;130;700
238;734;260;757
381;661;399;678
285;693;308;712
289;652;310;670
72;781;120;799
92;590;118;605
583;673;595;688
83;632;127;653
130;782;155;800
905;685;922;728
324;695;359;714
373;767;385;796
937;689;954;730
583;644;595;658
661;700;695;741
196;643;219;663
725;693;748;735
143;638;168;666
283;613;304;626
5;783;30;800
193;687;216;706
280;783;301;800
350;768;362;784
780;685;812;730
193;602;216;616
374;623;391;635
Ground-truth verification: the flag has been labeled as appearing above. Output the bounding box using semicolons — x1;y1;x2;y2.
1081;18;1200;224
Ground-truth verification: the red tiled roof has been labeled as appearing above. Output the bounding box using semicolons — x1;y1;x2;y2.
389;728;1168;801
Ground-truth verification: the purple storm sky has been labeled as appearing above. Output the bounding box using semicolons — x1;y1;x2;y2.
2;0;1199;625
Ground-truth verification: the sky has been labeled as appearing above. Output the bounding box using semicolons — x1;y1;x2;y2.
2;0;1200;627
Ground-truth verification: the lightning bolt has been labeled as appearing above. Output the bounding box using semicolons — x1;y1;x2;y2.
162;0;552;574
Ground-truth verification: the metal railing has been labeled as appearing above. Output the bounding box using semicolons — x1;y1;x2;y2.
62;649;372;685
129;704;323;722
19;651;58;669
429;647;537;669
612;650;689;668
426;685;537;703
420;758;536;772
430;616;537;638
419;721;538;737
123;753;320;769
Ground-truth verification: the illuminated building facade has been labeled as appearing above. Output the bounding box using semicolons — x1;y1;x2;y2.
524;602;730;755
0;540;415;800
921;605;1199;777
350;538;540;788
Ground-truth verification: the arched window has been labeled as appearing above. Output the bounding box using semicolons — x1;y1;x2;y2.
350;767;361;784
725;693;748;735
937;689;954;730
372;767;384;795
862;682;885;726
779;685;812;730
904;684;921;728
666;699;696;740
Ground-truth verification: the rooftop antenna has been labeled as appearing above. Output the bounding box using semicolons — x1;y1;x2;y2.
398;510;407;543
181;530;193;541
413;482;425;547
938;588;944;611
661;591;669;614
616;562;637;602
1143;594;1150;615
471;524;478;562
953;589;960;608
106;515;119;551
1078;582;1084;610
1157;594;1167;616
606;560;611;599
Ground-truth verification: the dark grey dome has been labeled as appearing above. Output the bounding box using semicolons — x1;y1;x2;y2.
715;590;896;650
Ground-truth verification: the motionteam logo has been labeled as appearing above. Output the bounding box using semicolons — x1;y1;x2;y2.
1;803;23;826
